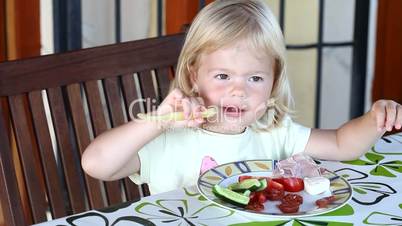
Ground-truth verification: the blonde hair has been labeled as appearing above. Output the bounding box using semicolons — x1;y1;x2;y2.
171;0;293;131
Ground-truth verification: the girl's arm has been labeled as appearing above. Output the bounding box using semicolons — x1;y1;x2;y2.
81;120;163;181
81;89;205;181
304;100;402;161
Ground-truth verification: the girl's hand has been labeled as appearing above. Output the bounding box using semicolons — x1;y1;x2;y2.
154;88;206;129
370;99;402;132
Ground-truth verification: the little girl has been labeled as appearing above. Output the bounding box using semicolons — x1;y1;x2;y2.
82;0;402;195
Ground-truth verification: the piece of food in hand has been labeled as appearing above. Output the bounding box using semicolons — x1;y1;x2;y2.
273;177;304;192
137;106;217;121
303;176;330;195
273;153;324;179
315;195;336;208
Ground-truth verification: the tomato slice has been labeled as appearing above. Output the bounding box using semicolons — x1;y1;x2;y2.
315;195;336;208
246;201;264;211
267;178;284;191
273;177;304;192
263;178;285;201
238;175;253;182
264;188;284;201
281;193;303;205
277;202;299;213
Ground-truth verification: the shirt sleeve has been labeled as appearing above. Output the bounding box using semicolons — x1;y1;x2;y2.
129;132;166;185
283;116;311;156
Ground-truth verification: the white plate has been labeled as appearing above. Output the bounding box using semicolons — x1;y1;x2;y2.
197;159;352;218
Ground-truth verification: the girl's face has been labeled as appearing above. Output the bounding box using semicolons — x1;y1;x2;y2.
192;40;275;134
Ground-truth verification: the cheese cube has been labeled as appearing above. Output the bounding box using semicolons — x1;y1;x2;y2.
304;176;330;195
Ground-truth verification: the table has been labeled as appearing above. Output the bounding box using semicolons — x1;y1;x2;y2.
34;132;402;226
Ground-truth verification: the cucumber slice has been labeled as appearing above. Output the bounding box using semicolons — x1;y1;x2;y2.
212;185;250;207
242;190;251;197
256;178;267;191
229;178;261;192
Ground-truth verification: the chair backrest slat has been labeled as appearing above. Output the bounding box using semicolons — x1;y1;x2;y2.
119;74;144;200
8;94;48;223
0;33;184;225
138;70;158;112
46;87;87;213
85;80;130;205
155;67;173;103
102;77;136;205
0;100;29;226
66;84;106;209
28;91;67;218
121;74;141;120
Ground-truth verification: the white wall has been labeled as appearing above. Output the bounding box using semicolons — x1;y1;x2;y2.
81;0;153;48
365;0;378;112
40;0;54;55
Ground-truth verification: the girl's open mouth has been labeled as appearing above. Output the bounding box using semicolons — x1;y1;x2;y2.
222;106;245;117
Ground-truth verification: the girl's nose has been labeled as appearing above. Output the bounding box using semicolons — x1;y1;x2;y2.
229;80;247;98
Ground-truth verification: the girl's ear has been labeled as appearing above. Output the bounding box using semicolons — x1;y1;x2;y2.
189;67;197;84
189;67;199;93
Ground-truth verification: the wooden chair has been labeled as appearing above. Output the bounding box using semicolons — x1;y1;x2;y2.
0;33;184;225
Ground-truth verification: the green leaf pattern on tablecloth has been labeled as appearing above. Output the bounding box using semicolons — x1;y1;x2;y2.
184;187;207;201
334;168;396;205
134;199;234;225
363;211;402;225
342;152;402;177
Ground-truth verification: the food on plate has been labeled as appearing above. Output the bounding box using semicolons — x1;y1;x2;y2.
315;195;336;208
228;178;265;192
281;193;303;205
211;154;336;214
273;153;325;179
277;202;299;213
265;179;285;201
238;175;253;182
304;176;330;195
212;184;250;207
273;177;304;192
276;193;304;213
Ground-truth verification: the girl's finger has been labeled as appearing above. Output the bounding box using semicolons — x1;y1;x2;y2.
158;89;183;113
374;104;386;131
189;97;205;119
186;118;205;128
181;97;192;119
395;104;402;130
385;102;397;131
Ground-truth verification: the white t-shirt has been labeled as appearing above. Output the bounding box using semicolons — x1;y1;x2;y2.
130;116;311;194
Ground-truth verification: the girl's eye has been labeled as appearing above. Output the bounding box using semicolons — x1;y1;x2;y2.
214;74;229;80
249;76;264;82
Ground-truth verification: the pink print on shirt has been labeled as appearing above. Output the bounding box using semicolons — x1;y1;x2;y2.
199;156;218;175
